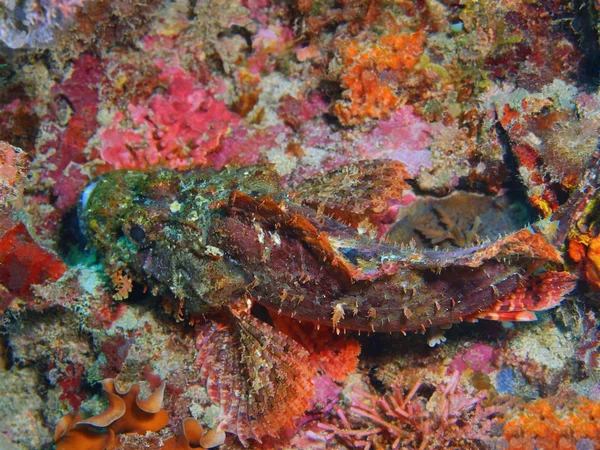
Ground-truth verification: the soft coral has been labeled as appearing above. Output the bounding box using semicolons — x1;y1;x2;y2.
99;65;240;170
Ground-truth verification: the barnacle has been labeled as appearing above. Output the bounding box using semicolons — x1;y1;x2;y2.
54;379;169;450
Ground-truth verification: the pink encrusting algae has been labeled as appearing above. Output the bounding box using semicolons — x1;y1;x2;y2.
98;64;241;170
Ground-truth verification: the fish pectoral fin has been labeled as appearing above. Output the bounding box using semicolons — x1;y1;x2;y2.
194;309;315;446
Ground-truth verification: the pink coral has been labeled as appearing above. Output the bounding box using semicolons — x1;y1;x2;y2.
448;344;497;376
354;106;432;177
316;372;494;449
99;65;240;170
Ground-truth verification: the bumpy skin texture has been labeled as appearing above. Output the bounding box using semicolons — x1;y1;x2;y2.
80;165;282;314
79;161;567;333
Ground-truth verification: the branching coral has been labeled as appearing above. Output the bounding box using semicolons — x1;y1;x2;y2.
317;371;495;449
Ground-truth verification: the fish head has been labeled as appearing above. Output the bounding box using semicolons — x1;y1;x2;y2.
78;169;248;314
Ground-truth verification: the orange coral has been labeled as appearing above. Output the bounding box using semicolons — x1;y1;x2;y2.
271;314;360;382
162;418;225;450
567;234;589;263
503;397;600;450
110;270;133;300
566;233;600;291
334;32;425;125
585;234;600;291
55;379;169;450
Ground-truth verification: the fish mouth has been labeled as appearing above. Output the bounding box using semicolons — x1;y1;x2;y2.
76;179;100;246
79;179;99;212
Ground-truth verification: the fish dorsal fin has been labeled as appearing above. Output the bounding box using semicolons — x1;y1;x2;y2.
293;160;412;228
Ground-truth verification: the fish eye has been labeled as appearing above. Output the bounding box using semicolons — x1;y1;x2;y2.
129;225;146;244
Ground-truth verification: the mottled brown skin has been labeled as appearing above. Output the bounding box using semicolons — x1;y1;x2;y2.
79;161;565;333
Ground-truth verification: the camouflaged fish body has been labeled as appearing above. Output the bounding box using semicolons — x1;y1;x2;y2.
79;161;573;333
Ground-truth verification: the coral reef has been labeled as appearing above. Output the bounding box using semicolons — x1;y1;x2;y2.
0;0;599;448
316;371;498;449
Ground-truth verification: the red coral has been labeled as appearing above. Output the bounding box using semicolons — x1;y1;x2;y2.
99;65;241;170
0;222;66;312
37;54;105;211
57;363;87;410
100;334;133;377
484;3;580;89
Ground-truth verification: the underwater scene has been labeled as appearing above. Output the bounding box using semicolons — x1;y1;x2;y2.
1;0;600;449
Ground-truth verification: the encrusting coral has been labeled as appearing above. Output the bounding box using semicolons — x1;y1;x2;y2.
333;31;425;126
503;396;600;450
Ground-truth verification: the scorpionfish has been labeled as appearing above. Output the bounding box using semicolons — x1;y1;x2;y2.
79;159;577;444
